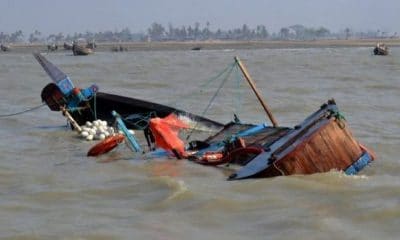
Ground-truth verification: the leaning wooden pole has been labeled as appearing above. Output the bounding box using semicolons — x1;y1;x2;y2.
60;106;82;132
234;56;278;127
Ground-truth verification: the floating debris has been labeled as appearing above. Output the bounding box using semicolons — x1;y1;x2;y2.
79;120;114;141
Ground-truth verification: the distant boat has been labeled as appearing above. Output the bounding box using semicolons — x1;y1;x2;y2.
373;42;388;55
191;46;202;51
47;44;58;52
72;44;93;56
72;40;94;56
63;42;73;50
0;44;10;52
111;45;128;52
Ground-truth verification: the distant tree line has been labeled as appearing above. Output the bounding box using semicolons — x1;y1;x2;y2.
147;22;269;41
0;22;397;44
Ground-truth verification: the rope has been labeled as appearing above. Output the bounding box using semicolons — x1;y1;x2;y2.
168;62;237;109
199;66;234;118
186;63;235;140
0;103;46;117
273;161;285;176
122;111;157;130
79;91;97;119
198;62;237;88
93;92;97;120
329;109;346;129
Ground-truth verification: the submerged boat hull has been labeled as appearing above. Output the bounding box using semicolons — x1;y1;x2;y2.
34;52;223;131
217;99;375;180
69;91;223;130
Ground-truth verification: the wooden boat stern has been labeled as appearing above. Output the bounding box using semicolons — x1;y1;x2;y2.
229;99;374;180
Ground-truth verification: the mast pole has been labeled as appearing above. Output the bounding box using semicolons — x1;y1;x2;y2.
234;56;278;127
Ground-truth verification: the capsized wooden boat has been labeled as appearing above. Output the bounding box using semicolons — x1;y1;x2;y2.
373;42;388;55
34;52;223;132
34;52;376;179
150;57;376;179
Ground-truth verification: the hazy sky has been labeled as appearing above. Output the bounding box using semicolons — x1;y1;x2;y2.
1;0;399;35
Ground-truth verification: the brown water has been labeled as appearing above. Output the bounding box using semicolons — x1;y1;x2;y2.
0;47;399;239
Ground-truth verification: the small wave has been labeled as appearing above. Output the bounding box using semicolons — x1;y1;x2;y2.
158;177;189;201
365;84;400;91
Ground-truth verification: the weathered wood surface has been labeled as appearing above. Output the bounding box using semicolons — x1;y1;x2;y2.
261;118;362;177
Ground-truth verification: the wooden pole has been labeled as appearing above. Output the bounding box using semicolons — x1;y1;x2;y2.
234;56;278;127
60;106;82;132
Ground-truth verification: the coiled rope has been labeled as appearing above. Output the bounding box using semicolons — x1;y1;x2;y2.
0;103;46;117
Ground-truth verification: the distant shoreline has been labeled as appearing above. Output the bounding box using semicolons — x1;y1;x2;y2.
4;39;400;53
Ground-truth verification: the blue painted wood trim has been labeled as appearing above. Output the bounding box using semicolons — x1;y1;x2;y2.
57;77;74;95
344;151;373;175
112;110;142;152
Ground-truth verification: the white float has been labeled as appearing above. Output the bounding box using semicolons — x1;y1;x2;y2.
79;119;135;141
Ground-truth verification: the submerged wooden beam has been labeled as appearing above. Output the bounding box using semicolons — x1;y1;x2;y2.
234;56;278;127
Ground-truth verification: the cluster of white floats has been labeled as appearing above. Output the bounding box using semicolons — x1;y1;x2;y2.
78;119;134;141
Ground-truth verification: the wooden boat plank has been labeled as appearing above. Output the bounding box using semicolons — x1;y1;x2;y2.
311;121;352;169
308;129;341;170
340;123;364;158
320;121;362;167
275;118;363;175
